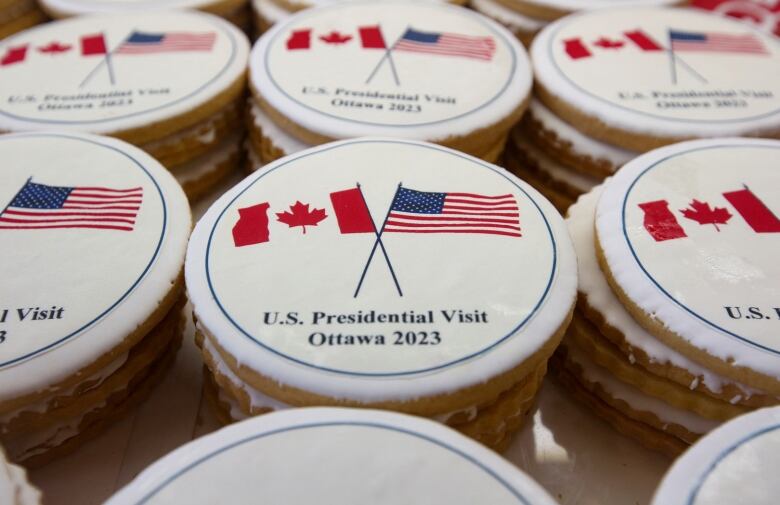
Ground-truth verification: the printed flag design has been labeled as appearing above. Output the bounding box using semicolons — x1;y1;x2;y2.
384;188;521;237
80;34;107;56
359;26;387;49
564;30;663;59
0;45;28;66
330;187;376;234
394;28;496;61
0;180;142;232
287;29;312;50
669;30;768;54
638;186;779;241
232;202;270;247
115;31;216;54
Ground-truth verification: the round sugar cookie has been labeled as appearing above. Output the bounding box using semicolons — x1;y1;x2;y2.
38;0;246;18
595;138;780;394
493;0;683;21
186;138;577;411
105;408;557;505
652;405;780;505
0;11;249;145
569;186;776;409
249;1;532;152
0;132;190;410
469;0;547;47
532;7;780;152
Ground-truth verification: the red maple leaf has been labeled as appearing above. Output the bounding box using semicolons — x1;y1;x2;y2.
593;37;624;49
320;31;352;45
38;42;72;54
680;199;733;231
276;201;327;234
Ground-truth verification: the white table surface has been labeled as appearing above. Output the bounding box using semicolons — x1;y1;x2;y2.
29;172;673;505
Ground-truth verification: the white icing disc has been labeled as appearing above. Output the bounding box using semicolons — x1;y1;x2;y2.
532;7;780;146
0;132;190;403
39;0;230;16
0;11;249;137
569;185;762;399
186;138;576;402
501;0;681;15
470;0;548;35
596;138;780;387
652;405;780;505
105;408;558;505
249;0;531;142
0;447;40;505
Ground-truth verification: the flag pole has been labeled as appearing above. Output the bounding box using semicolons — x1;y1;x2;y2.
354;182;403;298
668;30;678;85
80;30;129;88
365;26;404;86
104;31;116;86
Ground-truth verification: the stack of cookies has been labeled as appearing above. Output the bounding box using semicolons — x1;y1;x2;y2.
39;0;253;33
0;446;39;504
0;10;250;201
0;0;46;40
505;6;780;212
246;0;532;171
0;132;190;466
557;138;780;457
186;138;577;451
251;0;468;38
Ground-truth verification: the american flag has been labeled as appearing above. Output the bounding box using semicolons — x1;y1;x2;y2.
0;180;143;232
669;30;768;54
115;31;216;55
394;28;496;61
384;187;520;237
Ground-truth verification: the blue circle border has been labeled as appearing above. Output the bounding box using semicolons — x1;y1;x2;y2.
205;139;558;377
546;9;780;125
264;0;520;129
0;19;238;127
134;421;534;504
621;143;780;356
0;132;167;368
687;423;780;505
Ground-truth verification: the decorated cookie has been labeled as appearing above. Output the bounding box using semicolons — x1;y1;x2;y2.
652;405;780;505
248;1;531;158
187;138;577;446
469;0;547;46
532;7;780;151
595;138;780;394
0;11;249;145
493;0;683;21
693;0;780;38
38;0;247;19
0;132;190;463
0;1;46;40
106;408;557;505
569;186;775;410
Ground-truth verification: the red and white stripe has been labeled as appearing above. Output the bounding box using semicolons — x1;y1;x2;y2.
396;34;496;61
671;33;768;54
116;33;216;54
0;187;143;232
385;192;521;237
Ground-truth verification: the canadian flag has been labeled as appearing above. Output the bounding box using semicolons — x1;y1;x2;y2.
639;186;780;242
564;30;664;60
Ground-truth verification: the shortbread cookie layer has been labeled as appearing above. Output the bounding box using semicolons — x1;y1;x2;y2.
522;99;635;177
502;141;574;212
532;8;780;151
0;12;249;145
250;1;531;157
0;5;45;39
187;138;576;416
0;133;190;415
173;135;242;201
251;0;288;36
569;185;777;408
596;139;780;394
653;405;780;505
247;99;309;162
107;408;558;505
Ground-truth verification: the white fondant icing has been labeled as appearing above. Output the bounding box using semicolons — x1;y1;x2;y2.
0;132;190;403
513;134;599;193
249;99;310;155
250;1;531;141
501;0;681;13
568;185;763;398
596;138;780;384
532;8;780;143
470;0;547;34
652;406;780;505
105;408;558;504
0;11;249;136
527;99;635;171
186;138;576;402
0;450;40;505
40;0;231;17
245;139;263;171
564;338;719;435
